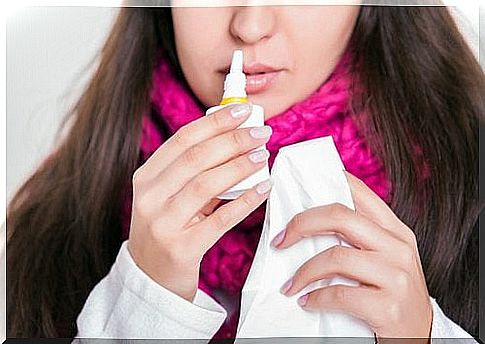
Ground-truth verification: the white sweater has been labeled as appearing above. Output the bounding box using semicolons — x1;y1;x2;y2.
75;240;477;342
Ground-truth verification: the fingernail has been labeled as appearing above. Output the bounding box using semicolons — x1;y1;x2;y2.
249;149;270;163
230;103;252;118
298;294;309;307
250;126;272;139
271;229;286;248
256;179;272;194
280;277;293;295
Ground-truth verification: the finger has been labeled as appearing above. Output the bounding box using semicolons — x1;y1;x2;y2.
165;149;270;229
298;285;382;329
186;213;204;227
200;198;223;216
187;199;223;226
190;179;272;254
282;246;398;297
140;103;253;181
344;171;412;243
143;125;272;203
273;203;402;252
187;198;222;226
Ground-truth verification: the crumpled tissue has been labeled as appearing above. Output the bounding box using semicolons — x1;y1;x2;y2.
235;136;375;342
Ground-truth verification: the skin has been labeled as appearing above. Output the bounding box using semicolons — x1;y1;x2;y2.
171;5;361;119
128;4;433;342
273;172;433;342
128;103;272;302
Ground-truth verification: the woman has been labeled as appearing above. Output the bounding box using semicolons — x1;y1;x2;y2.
6;3;482;342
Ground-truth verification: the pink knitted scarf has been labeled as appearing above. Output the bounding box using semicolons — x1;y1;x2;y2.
120;48;392;340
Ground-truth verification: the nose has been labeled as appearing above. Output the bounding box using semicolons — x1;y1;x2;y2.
230;6;276;45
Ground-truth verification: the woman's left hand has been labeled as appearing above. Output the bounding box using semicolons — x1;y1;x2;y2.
271;171;433;342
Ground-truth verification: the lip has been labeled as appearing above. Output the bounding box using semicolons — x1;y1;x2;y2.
243;63;280;75
245;70;282;94
218;62;283;95
218;62;282;75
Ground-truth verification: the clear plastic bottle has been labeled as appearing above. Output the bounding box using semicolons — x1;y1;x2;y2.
206;50;270;200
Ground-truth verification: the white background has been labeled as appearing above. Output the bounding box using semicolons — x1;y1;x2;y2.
1;2;483;342
4;4;482;205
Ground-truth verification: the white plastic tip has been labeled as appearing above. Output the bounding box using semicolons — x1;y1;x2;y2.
230;50;244;74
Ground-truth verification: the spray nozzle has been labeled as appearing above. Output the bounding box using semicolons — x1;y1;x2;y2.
230;49;243;74
221;49;247;103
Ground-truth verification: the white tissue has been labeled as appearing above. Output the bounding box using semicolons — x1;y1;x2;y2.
235;136;375;341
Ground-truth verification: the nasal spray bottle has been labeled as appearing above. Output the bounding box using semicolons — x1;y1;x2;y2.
206;50;270;200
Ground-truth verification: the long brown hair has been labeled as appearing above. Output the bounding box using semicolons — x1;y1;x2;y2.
7;6;483;338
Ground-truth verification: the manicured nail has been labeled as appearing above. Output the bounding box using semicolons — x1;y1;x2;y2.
249;149;270;163
298;294;309;307
230;103;252;118
256;179;272;194
280;277;293;295
271;229;286;248
250;126;272;139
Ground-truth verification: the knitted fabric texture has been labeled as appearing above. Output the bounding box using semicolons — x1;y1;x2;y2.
120;49;393;340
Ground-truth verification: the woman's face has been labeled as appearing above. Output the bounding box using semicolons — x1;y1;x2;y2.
171;5;361;119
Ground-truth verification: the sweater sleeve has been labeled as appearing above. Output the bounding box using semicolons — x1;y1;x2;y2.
75;240;227;340
429;297;477;343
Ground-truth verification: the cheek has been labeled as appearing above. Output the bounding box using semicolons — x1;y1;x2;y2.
172;9;218;64
294;6;360;62
264;6;360;118
172;8;228;107
320;6;360;50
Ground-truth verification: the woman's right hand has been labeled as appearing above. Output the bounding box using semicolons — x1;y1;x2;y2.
127;103;272;302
